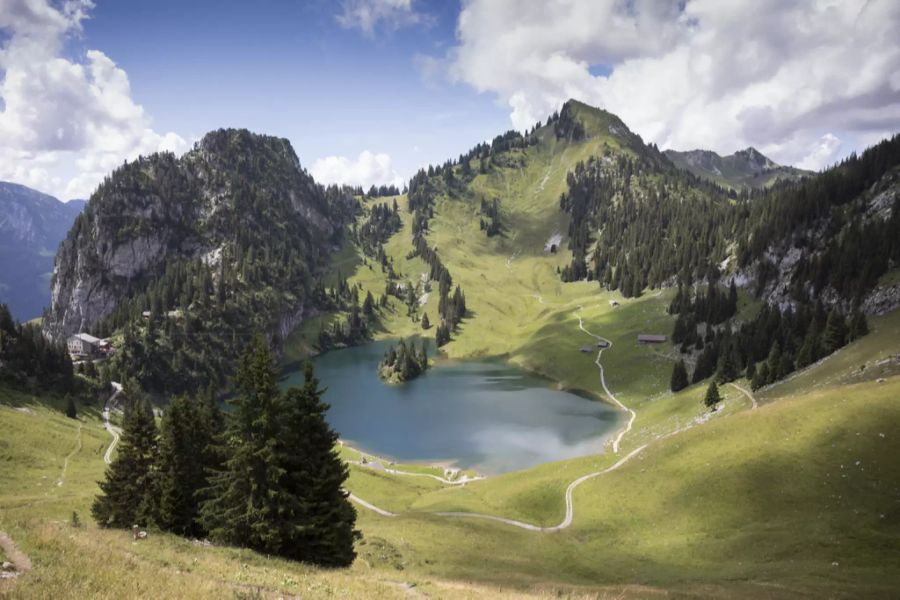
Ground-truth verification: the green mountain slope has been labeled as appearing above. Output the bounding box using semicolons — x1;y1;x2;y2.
664;146;813;190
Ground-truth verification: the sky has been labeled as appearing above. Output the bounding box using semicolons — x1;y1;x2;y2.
1;0;898;201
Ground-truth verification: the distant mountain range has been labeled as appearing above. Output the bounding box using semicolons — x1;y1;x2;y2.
664;147;812;190
0;182;85;321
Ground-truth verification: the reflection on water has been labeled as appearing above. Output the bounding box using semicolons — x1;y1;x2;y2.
281;340;621;474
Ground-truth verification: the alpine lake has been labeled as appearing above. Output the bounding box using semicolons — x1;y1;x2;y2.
281;340;621;475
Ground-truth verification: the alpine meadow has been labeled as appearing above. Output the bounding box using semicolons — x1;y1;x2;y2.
1;1;899;599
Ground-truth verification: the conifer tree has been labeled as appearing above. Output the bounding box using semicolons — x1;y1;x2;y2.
848;310;869;340
766;341;782;383
670;359;689;392
92;393;159;528
156;395;206;537
795;323;821;368
199;336;288;553
704;380;722;408
65;394;77;419
421;312;430;330
277;363;359;566
716;342;741;383
822;309;848;353
751;362;769;391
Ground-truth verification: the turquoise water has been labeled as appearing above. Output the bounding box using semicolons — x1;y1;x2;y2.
281;341;620;474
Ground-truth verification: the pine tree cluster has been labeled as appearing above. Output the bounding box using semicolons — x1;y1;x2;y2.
0;303;73;392
668;290;867;392
479;197;503;237
92;338;358;566
379;338;429;383
407;172;468;347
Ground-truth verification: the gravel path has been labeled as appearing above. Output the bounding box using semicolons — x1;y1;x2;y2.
576;306;635;453
0;530;32;587
102;382;123;465
56;422;83;487
728;382;758;410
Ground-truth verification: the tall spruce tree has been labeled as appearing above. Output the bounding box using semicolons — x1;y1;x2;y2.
65;394;77;419
155;395;207;537
92;392;159;528
822;309;848;353
277;363;359;566
670;359;689;392
704;380;722;408
199;336;290;553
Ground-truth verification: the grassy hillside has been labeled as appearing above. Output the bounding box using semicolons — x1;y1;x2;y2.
276;99;900;596
4;100;898;598
4;312;898;598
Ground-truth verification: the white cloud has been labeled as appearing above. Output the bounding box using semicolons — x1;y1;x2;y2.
336;0;429;36
0;0;187;199
311;150;404;189
440;0;900;170
797;133;842;171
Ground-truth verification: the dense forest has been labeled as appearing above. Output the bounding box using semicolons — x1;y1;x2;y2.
559;133;900;306
667;280;867;393
51;130;358;397
0;303;73;393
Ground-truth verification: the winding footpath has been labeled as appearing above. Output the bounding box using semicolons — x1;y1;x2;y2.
102;382;123;465
347;305;653;532
575;306;635;454
55;422;83;487
729;382;758;410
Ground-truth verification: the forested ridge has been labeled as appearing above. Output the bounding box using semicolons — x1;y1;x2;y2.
45;129;358;396
557;125;900;306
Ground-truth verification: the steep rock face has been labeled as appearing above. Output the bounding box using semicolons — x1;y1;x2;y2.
0;183;84;320
44;129;352;341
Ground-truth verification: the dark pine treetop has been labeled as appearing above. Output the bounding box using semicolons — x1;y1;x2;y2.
199;336;357;565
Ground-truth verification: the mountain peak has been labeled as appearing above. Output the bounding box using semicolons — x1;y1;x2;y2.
664;146;810;190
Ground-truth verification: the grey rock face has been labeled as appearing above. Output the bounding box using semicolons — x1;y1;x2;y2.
43;128;351;342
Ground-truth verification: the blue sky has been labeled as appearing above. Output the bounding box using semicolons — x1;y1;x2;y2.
76;0;509;186
1;0;897;199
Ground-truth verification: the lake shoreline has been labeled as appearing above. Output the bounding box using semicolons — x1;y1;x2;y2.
282;339;622;475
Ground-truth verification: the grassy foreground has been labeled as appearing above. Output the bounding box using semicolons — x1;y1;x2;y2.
2;312;899;598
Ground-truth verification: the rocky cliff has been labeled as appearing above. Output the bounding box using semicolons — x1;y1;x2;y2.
44;129;355;343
